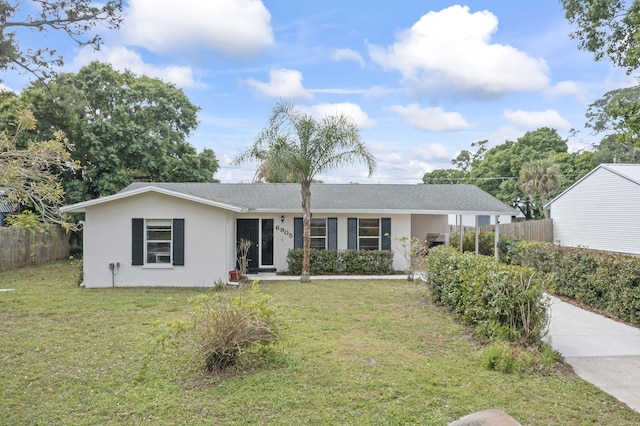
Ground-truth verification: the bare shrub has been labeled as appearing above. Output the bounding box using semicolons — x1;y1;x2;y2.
183;283;285;373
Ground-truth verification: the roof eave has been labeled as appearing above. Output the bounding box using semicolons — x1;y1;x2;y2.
60;186;248;213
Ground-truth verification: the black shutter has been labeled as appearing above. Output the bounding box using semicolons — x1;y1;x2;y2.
132;218;144;265
173;218;185;266
294;217;303;249
348;218;357;249
328;218;337;250
381;217;391;250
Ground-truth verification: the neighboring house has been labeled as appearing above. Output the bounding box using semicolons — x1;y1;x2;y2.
61;183;516;288
449;213;516;227
0;195;18;225
545;163;640;255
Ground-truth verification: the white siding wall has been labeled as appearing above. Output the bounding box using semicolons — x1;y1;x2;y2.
551;167;640;255
83;192;232;287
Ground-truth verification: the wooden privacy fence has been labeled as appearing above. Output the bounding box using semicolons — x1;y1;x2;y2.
0;225;70;271
450;219;554;243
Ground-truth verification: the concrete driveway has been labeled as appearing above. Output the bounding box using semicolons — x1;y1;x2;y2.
545;295;640;412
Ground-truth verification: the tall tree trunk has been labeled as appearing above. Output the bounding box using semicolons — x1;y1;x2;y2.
540;194;549;219
300;183;312;283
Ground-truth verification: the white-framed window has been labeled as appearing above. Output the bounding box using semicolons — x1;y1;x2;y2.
146;219;172;264
358;218;380;250
310;218;327;250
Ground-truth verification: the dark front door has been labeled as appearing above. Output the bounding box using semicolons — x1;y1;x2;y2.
237;219;259;272
237;219;275;273
261;219;274;266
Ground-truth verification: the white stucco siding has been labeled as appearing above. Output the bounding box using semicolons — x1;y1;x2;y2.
411;214;448;240
333;213;411;272
83;192;232;288
255;213;414;273
551;167;640;255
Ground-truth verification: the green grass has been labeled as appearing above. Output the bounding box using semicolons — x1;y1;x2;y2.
1;260;639;425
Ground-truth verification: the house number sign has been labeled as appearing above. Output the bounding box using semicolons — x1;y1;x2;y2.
275;224;293;238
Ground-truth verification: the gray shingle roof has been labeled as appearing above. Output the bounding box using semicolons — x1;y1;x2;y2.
602;163;640;185
0;196;16;214
118;182;516;215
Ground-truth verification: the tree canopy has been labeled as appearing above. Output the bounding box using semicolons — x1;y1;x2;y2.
235;101;376;282
20;61;218;203
0;0;122;83
561;0;640;73
422;127;596;219
0;109;77;228
585;85;640;162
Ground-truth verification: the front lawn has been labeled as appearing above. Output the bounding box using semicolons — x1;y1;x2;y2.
0;260;638;424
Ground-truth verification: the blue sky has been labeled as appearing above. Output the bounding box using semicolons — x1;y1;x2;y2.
4;0;634;183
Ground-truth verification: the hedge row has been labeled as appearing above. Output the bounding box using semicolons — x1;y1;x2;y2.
286;249;394;275
505;241;640;325
425;246;549;345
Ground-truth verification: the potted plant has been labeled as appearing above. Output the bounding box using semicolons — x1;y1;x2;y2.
229;269;241;282
235;238;251;283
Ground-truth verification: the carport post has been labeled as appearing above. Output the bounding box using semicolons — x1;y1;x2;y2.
494;215;500;260
474;215;479;255
458;215;463;252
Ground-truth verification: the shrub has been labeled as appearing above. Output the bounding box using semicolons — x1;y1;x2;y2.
286;249;393;275
425;246;550;345
506;241;640;325
395;236;427;281
178;283;286;373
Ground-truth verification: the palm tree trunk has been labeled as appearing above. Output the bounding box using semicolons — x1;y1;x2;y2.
540;194;549;219
301;183;312;283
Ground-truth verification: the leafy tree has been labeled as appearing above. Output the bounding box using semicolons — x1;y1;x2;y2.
451;140;488;172
519;159;562;219
0;0;123;83
468;128;567;205
235;101;376;283
21;62;218;202
549;150;597;188
0;109;77;228
585;86;640;162
561;0;640;73
422;168;466;184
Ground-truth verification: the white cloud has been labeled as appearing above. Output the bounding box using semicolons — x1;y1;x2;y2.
366;142;429;183
503;109;572;130
368;5;550;96
0;83;18;93
302;102;376;129
545;81;590;103
123;0;274;57
331;49;366;67
410;143;450;161
364;85;400;98
243;69;313;100
388;103;470;131
74;45;197;87
486;126;525;146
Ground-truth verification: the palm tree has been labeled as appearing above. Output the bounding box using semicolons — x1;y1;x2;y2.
235;101;376;282
519;159;562;219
